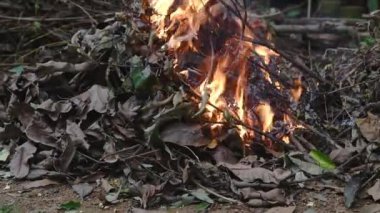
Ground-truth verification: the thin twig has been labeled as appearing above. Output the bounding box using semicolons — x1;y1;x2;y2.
0;13;112;22
336;147;366;172
192;178;242;204
124;149;159;160
68;0;98;25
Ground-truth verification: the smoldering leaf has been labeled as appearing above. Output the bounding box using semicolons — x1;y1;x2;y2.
9;141;37;179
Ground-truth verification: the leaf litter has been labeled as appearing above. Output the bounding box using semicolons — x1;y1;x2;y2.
0;0;380;211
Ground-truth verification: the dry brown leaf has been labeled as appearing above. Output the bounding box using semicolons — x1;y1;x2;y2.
35;60;97;75
9;141;37;179
220;163;279;183
53;138;76;172
359;204;380;213
72;183;94;199
71;85;115;119
160;122;209;147
25;115;57;148
356;113;380;143
37;99;72;121
66;121;89;150
329;147;360;164
0;125;22;141
265;206;296;213
368;179;380;201
102;141;118;163
38;99;72;113
240;188;286;203
22;179;59;189
211;145;238;164
119;96;140;121
131;208;166;213
10;102;34;128
140;183;165;209
100;178;114;193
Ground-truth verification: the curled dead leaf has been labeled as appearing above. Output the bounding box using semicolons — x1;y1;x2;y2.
367;179;380;201
220;163;281;184
9;141;37;179
240;188;286;203
53;138;77;172
71;85;115;119
356;113;380;143
72;183;94;199
66;121;89;150
35;60;97;76
25;114;57;148
22;179;59;189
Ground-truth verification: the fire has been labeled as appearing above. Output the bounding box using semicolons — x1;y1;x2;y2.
147;0;300;145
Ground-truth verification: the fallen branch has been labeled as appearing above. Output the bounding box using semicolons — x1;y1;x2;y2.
271;24;357;35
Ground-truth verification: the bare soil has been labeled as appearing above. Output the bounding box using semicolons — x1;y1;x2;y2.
0;180;371;213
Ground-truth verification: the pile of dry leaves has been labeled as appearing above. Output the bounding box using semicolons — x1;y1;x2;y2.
1;0;380;212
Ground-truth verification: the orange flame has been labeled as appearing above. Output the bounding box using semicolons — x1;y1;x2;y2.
148;0;300;144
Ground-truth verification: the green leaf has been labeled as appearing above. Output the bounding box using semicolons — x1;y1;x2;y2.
9;65;24;75
368;0;379;12
195;202;210;211
33;21;41;32
129;55;155;91
286;9;301;18
0;204;14;213
59;201;81;211
189;189;214;204
170;194;195;208
309;149;336;170
360;36;376;47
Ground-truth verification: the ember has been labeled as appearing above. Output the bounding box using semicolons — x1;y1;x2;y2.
148;0;301;145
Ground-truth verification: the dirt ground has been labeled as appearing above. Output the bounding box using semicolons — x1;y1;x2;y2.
0;180;372;213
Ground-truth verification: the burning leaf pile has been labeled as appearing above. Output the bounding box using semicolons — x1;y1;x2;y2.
148;0;302;146
1;0;380;211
